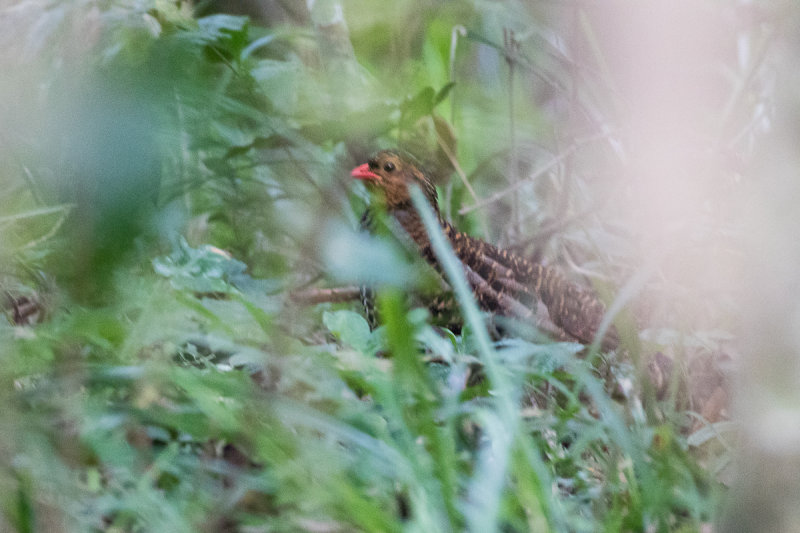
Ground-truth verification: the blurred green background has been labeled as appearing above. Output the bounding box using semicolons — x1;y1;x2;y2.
1;1;798;531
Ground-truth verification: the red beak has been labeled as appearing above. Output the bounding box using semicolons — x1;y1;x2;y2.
351;163;380;181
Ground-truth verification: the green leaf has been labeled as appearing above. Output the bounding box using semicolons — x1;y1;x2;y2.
400;86;435;126
196;14;249;45
432;81;456;108
320;221;417;288
323;310;372;352
223;134;292;159
152;238;247;294
495;338;585;375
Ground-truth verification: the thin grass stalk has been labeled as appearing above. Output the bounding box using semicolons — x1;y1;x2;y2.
411;185;522;533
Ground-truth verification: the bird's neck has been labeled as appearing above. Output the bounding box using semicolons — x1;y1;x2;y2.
392;206;439;255
391;205;471;267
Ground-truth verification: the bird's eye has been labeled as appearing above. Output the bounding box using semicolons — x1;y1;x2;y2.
383;162;396;172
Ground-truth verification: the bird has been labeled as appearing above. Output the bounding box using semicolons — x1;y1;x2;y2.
351;149;619;350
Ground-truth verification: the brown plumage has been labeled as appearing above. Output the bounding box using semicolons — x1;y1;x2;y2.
351;150;618;349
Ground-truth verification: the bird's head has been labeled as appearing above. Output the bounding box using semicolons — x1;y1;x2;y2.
351;150;439;212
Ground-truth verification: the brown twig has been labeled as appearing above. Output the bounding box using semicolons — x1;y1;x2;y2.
289;286;362;305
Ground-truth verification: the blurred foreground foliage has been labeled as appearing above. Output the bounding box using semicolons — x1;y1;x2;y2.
0;0;792;531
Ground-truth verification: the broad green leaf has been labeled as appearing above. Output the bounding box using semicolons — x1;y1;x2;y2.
323;310;372;352
153;238;246;294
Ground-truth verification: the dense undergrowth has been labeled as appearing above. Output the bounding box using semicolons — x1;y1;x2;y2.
0;1;796;531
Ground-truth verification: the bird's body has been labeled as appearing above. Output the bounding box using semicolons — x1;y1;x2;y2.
351;150;618;349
